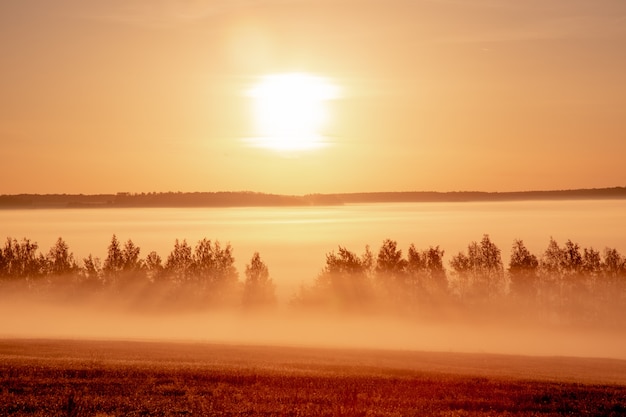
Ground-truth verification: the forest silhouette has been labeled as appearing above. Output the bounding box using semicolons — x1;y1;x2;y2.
1;187;625;208
1;234;624;328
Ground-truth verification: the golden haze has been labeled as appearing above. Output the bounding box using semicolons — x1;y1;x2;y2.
1;1;625;194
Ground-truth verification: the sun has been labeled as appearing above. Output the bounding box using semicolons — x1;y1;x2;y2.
247;73;338;151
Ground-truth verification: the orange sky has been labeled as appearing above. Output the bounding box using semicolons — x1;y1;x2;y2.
1;0;625;194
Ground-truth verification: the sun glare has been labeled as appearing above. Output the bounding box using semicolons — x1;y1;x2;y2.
247;73;338;151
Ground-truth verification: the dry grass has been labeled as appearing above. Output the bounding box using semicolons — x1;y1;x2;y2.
1;339;625;416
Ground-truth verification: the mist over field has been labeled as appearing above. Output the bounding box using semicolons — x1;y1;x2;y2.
1;201;625;360
3;0;626;412
1;274;625;360
2;201;626;417
0;302;615;360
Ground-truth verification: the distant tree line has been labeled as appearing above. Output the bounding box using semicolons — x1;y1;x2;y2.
0;235;275;310
292;235;625;326
1;234;625;325
0;192;310;209
2;187;625;209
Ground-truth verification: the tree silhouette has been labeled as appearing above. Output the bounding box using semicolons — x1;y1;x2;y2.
508;239;539;300
450;235;504;302
205;241;239;301
193;238;216;284
375;239;409;305
103;235;124;282
562;239;583;276
603;248;626;277
1;232;624;324
192;239;237;286
0;237;45;279
375;239;407;277
161;238;240;306
102;235;146;288
538;238;604;322
164;239;193;284
144;251;163;282
299;245;374;309
81;254;102;286
121;239;142;271
406;244;447;302
600;247;626;323
242;252;276;308
0;242;7;278
45;237;78;276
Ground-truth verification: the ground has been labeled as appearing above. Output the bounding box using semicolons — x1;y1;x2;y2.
1;339;625;416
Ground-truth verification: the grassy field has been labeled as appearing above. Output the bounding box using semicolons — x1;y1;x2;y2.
1;338;625;416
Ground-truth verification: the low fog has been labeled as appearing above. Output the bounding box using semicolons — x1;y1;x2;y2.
1;289;625;361
1;232;625;360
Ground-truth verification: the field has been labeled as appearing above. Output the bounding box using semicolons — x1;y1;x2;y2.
1;339;625;416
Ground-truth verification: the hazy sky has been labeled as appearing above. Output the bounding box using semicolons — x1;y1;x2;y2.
1;0;625;194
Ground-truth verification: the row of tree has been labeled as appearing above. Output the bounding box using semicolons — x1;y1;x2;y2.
1;234;625;323
294;236;625;325
0;235;276;309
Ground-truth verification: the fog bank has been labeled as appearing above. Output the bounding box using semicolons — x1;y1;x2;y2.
1;299;624;361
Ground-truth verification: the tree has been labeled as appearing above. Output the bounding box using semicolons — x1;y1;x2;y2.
208;241;238;292
326;246;372;276
603;248;625;278
375;239;409;306
81;254;102;285
375;239;407;278
0;242;6;278
562;239;583;276
538;238;599;322
102;235;145;287
600;247;626;318
144;251;163;282
0;237;45;279
242;252;276;308
46;237;78;276
508;239;539;299
191;239;239;302
121;239;142;271
540;237;563;276
298;245;374;309
582;247;602;276
164;239;193;284
450;234;504;302
406;244;447;299
193;238;216;283
103;235;124;281
0;238;13;278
